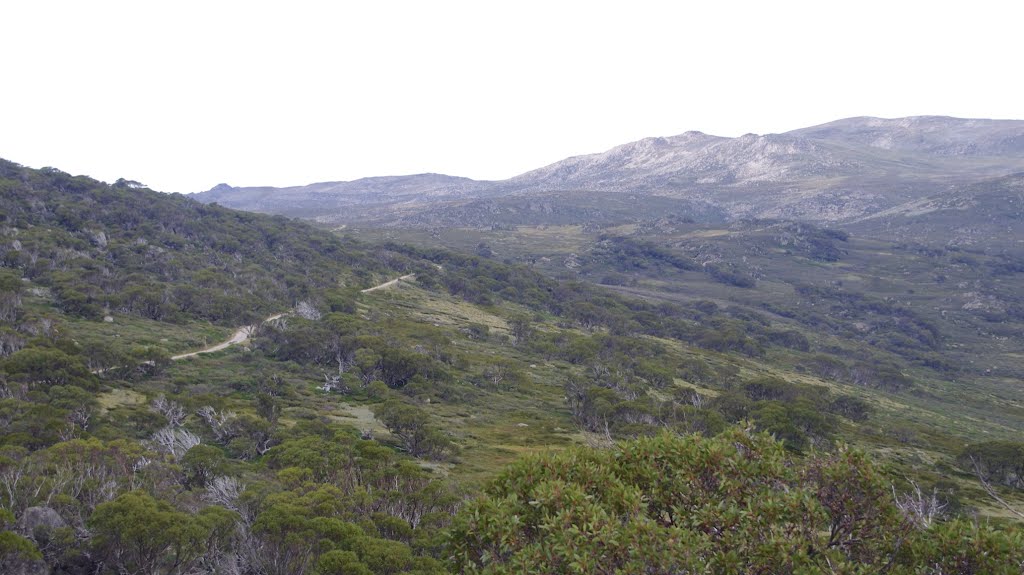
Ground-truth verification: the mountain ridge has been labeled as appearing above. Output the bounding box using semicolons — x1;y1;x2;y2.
193;115;1024;226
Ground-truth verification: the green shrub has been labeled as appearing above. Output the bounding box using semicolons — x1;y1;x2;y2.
447;427;1024;574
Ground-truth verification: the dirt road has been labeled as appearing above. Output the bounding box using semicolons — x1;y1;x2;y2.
360;274;415;293
171;273;413;361
171;312;287;360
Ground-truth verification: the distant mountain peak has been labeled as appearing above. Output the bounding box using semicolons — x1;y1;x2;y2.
193;115;1024;226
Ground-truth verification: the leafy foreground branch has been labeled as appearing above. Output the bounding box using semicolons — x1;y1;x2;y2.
447;427;1024;575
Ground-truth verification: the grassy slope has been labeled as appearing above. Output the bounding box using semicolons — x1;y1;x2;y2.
335;223;1024;505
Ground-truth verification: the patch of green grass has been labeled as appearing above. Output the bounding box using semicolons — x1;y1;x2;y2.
97;388;147;414
66;313;232;355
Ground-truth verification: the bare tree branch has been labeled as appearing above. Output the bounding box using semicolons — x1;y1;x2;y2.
972;456;1024;521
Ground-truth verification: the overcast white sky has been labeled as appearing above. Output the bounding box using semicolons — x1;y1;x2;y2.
1;1;1020;194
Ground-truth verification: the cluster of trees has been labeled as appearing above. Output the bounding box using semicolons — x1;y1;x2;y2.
3;412;1016;574
0;423;456;574
448;428;1024;574
465;220;993;387
0;283;459;575
374;400;457;461
254;315;452;391
704;262;757;288
771;221;850;262
580;235;762;288
388;244;946;406
779;283;943;355
801;353;916;392
454;318;869;453
560;347;869;451
251;308;459;461
0;160;411;326
959;440;1024;490
392;245;797;359
0;270;123;451
584;236;697;274
0;236;174;455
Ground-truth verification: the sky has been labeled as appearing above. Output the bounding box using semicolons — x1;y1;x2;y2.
1;1;1021;194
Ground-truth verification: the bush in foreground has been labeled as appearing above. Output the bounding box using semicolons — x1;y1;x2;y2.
446;427;1024;574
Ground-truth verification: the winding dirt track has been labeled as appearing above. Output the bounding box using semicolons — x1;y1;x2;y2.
171;275;413;361
360;274;415;293
171;313;287;360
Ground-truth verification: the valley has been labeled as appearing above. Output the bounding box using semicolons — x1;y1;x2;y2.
2;115;1024;573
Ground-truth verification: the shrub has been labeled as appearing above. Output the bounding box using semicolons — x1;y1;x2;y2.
446;427;1024;574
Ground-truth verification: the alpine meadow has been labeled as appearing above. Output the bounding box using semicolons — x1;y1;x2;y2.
3;115;1024;574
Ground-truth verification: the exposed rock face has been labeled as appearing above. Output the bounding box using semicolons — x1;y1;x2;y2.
19;506;67;535
502;131;856;191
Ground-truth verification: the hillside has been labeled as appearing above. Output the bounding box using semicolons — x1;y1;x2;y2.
846;172;1024;250
0;159;427;327
194;115;1024;226
2;159;1024;573
200;173;486;220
